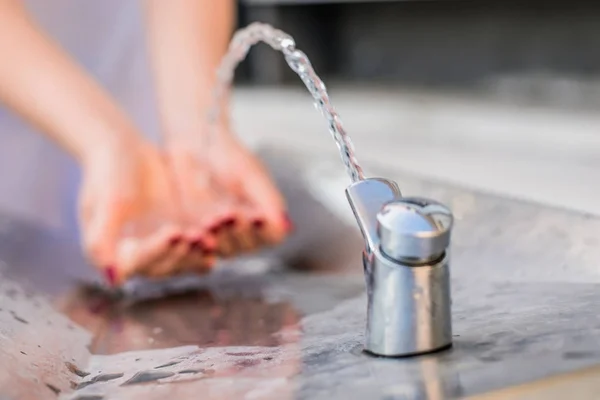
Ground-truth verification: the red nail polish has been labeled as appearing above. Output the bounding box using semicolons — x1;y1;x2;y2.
169;236;182;246
283;213;294;232
252;219;265;229
105;266;116;286
202;248;215;256
223;217;237;228
209;224;222;234
88;300;108;315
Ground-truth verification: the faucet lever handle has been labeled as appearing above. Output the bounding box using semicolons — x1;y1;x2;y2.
345;178;401;252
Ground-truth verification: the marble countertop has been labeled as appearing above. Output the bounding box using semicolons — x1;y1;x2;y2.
2;147;600;399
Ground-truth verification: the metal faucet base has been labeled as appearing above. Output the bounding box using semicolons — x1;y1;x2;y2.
363;250;452;357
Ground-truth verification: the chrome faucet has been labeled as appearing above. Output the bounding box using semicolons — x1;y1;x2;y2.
346;178;453;357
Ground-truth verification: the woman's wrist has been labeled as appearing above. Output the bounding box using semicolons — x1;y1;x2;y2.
78;124;146;171
160;94;232;147
143;0;235;147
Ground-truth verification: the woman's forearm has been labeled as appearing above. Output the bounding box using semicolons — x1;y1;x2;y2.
0;1;141;164
144;0;236;141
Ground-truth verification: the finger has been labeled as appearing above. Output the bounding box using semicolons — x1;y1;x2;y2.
83;195;130;280
230;203;260;253
190;195;237;258
117;224;181;283
241;164;291;244
211;218;236;258
144;240;189;279
173;153;216;241
249;217;268;249
183;248;213;275
178;236;216;275
202;254;217;271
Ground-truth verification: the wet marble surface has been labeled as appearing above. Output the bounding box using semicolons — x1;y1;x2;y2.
2;147;600;399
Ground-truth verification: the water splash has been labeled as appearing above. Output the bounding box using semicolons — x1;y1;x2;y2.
209;22;365;183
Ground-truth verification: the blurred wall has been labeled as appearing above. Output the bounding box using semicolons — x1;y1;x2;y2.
239;0;600;92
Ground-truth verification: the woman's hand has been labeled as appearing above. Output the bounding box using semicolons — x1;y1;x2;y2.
165;124;292;258
79;135;215;286
145;0;292;262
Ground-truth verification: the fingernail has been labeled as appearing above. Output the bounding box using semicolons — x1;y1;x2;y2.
88;300;108;315
105;266;117;286
209;224;222;235
252;219;265;229
202;248;215;256
169;236;182;246
283;213;294;232
223;217;237;228
189;239;202;250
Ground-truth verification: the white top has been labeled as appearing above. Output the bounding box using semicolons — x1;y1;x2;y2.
0;0;160;233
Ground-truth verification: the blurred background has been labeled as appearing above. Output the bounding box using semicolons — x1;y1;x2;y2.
231;0;600;216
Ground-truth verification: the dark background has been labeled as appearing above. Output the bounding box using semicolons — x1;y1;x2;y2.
236;0;600;91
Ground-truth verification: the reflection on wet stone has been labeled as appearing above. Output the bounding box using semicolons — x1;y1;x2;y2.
45;383;60;395
154;361;180;369
91;373;124;383
66;362;90;378
121;371;175;386
235;358;261;368
10;311;28;324
226;351;259;357
61;284;301;354
563;351;597;360
178;369;205;375
77;373;124;389
72;396;104;400
478;354;502;362
349;343;365;356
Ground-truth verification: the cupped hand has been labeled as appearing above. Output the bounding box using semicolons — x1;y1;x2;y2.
78;136;214;286
166;124;293;259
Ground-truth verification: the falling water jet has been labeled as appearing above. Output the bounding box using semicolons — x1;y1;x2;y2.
208;22;364;183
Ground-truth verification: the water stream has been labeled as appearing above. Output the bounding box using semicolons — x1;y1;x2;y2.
208;22;365;183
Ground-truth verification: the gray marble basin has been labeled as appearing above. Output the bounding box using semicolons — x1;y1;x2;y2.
1;146;600;400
